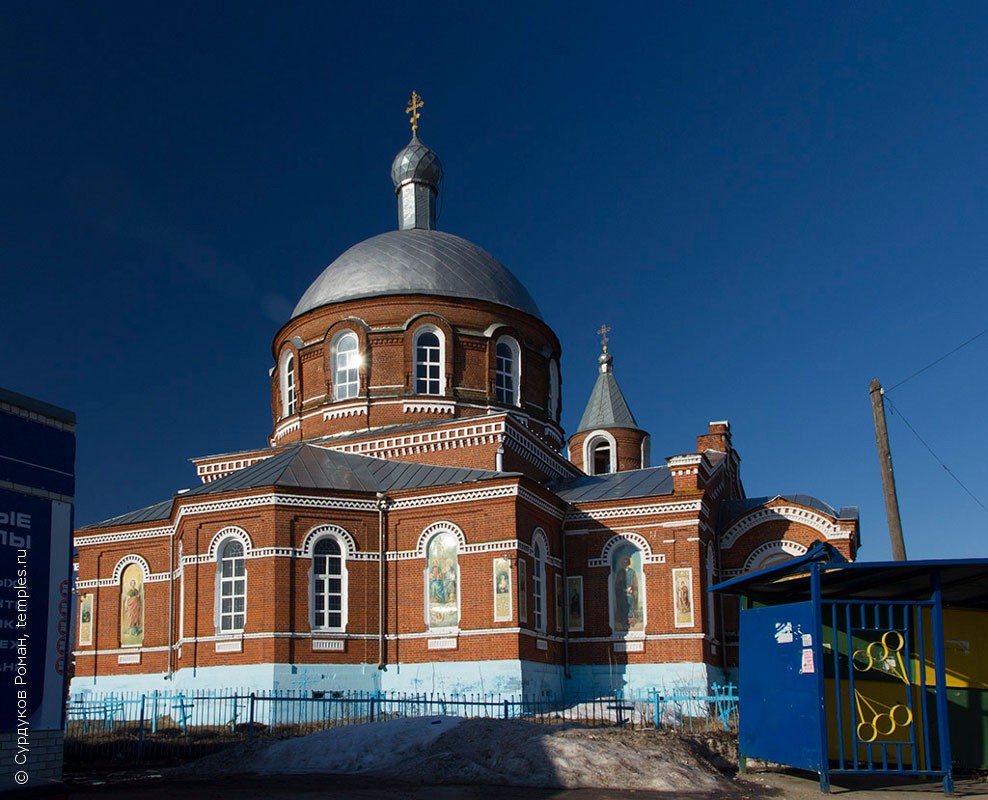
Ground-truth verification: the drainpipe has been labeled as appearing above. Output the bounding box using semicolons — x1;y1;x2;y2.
376;492;388;670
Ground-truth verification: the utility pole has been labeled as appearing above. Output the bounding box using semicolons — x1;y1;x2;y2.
869;379;907;561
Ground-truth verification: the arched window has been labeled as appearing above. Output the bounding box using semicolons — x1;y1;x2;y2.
425;531;459;629
586;432;616;476
532;537;547;632
495;336;520;405
312;537;346;630
548;358;560;422
415;328;443;395
281;351;297;417
609;543;645;633
333;331;360;401
218;539;246;633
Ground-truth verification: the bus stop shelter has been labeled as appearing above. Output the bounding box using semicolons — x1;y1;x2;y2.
711;543;988;795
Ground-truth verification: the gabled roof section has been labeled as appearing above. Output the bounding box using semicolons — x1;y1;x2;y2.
720;494;860;528
575;353;642;434
548;465;673;504
81;445;518;531
183;444;514;496
78;497;174;531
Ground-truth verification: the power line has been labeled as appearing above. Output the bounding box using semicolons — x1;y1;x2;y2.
884;395;988;517
886;324;988;393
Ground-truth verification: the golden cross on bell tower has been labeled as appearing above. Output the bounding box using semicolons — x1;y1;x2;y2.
406;91;424;134
597;324;611;352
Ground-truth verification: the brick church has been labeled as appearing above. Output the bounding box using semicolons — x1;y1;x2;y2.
72;103;859;699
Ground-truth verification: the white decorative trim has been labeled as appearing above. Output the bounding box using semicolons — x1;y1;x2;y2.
518;487;565;520
582;430;618;476
427;638;458;650
565;499;702;523
117;653;141;664
312;639;345;651
666;454;703;468
111;554;151;583
569;633;708;643
76;526;172;548
196;455;273;483
215;640;243;653
721;505;844;549
589;533;666;567
743;539;809;572
323;403;368;421
614;640;644;652
74;645;169;657
300;524;357;558
273;420;301;441
395;484;517;512
416;521;467;555
403;401;456;415
207;526;253;559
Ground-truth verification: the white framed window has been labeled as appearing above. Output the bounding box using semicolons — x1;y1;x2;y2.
414;327;444;395
548;358;560;422
495;336;520;405
280;350;297;417
333;331;360;401
312;537;347;630
532;536;547;633
584;431;617;476
217;539;246;633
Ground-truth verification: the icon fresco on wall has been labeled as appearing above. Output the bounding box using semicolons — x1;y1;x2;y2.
426;532;459;628
673;567;694;628
610;544;644;633
120;563;144;647
78;592;94;646
493;557;512;621
567;576;584;632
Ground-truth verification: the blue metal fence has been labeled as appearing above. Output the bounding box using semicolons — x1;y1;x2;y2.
65;685;738;762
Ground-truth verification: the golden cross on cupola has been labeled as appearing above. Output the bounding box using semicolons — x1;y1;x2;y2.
597;324;612;352
406;91;424;134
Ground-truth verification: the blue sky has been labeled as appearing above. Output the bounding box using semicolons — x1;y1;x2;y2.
4;3;988;559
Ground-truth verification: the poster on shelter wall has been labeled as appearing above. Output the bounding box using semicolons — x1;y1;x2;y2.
673;567;694;628
79;593;94;646
120;563;145;647
567;576;584;632
493;557;512;621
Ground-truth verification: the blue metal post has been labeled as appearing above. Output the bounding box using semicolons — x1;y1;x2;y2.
137;694;146;760
811;564;831;793
930;569;954;796
248;692;255;742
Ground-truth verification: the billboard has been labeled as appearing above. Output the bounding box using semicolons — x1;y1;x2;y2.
0;388;75;735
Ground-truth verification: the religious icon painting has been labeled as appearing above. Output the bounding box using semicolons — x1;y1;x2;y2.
609;544;644;633
79;592;94;646
518;558;528;623
555;574;563;632
673;567;694;628
425;532;460;629
493;557;512;621
120;563;144;647
566;576;584;632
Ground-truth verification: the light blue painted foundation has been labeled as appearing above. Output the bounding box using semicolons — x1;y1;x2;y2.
70;658;723;701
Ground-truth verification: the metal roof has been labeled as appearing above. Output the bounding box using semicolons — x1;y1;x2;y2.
79;497;174;530
720;494;859;526
710;543;988;609
292;229;542;320
575;355;641;433
391;135;443;189
82;445;516;530
548;465;673;503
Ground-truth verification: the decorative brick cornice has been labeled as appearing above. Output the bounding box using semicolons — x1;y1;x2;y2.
564;499;702;524
721;505;848;550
